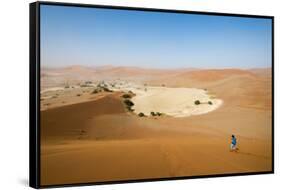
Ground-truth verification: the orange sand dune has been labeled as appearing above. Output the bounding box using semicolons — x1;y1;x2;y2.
183;69;257;82
40;68;272;186
41;137;271;185
150;69;272;109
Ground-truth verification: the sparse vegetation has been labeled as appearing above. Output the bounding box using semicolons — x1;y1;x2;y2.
156;112;162;116
194;100;201;105
76;94;82;96
124;99;134;107
122;92;135;112
127;106;134;112
151;111;163;117
80;84;91;88
208;101;213;105
151;111;156;116
138;112;145;117
90;86;113;94
91;89;100;94
97;82;107;89
122;93;132;99
123;99;135;112
80;81;93;88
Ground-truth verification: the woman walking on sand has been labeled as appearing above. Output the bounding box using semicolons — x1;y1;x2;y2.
230;135;238;152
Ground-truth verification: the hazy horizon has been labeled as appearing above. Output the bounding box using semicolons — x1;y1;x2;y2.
41;64;272;71
41;5;272;69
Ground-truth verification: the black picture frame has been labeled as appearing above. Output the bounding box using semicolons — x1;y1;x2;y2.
30;1;274;188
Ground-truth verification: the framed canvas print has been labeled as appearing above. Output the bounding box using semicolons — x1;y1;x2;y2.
29;1;274;188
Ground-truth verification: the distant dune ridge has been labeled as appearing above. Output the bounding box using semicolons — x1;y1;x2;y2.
40;66;272;185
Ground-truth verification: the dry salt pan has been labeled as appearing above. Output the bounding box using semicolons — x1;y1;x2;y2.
130;87;223;117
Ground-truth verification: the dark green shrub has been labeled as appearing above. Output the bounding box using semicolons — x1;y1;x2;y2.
156;112;162;116
122;94;132;99
151;111;163;116
138;112;145;117
194;100;201;105
208;101;213;105
124;99;134;107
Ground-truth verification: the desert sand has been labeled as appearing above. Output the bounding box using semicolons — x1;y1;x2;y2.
40;67;272;186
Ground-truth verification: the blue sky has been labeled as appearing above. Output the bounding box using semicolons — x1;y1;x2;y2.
40;5;272;69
